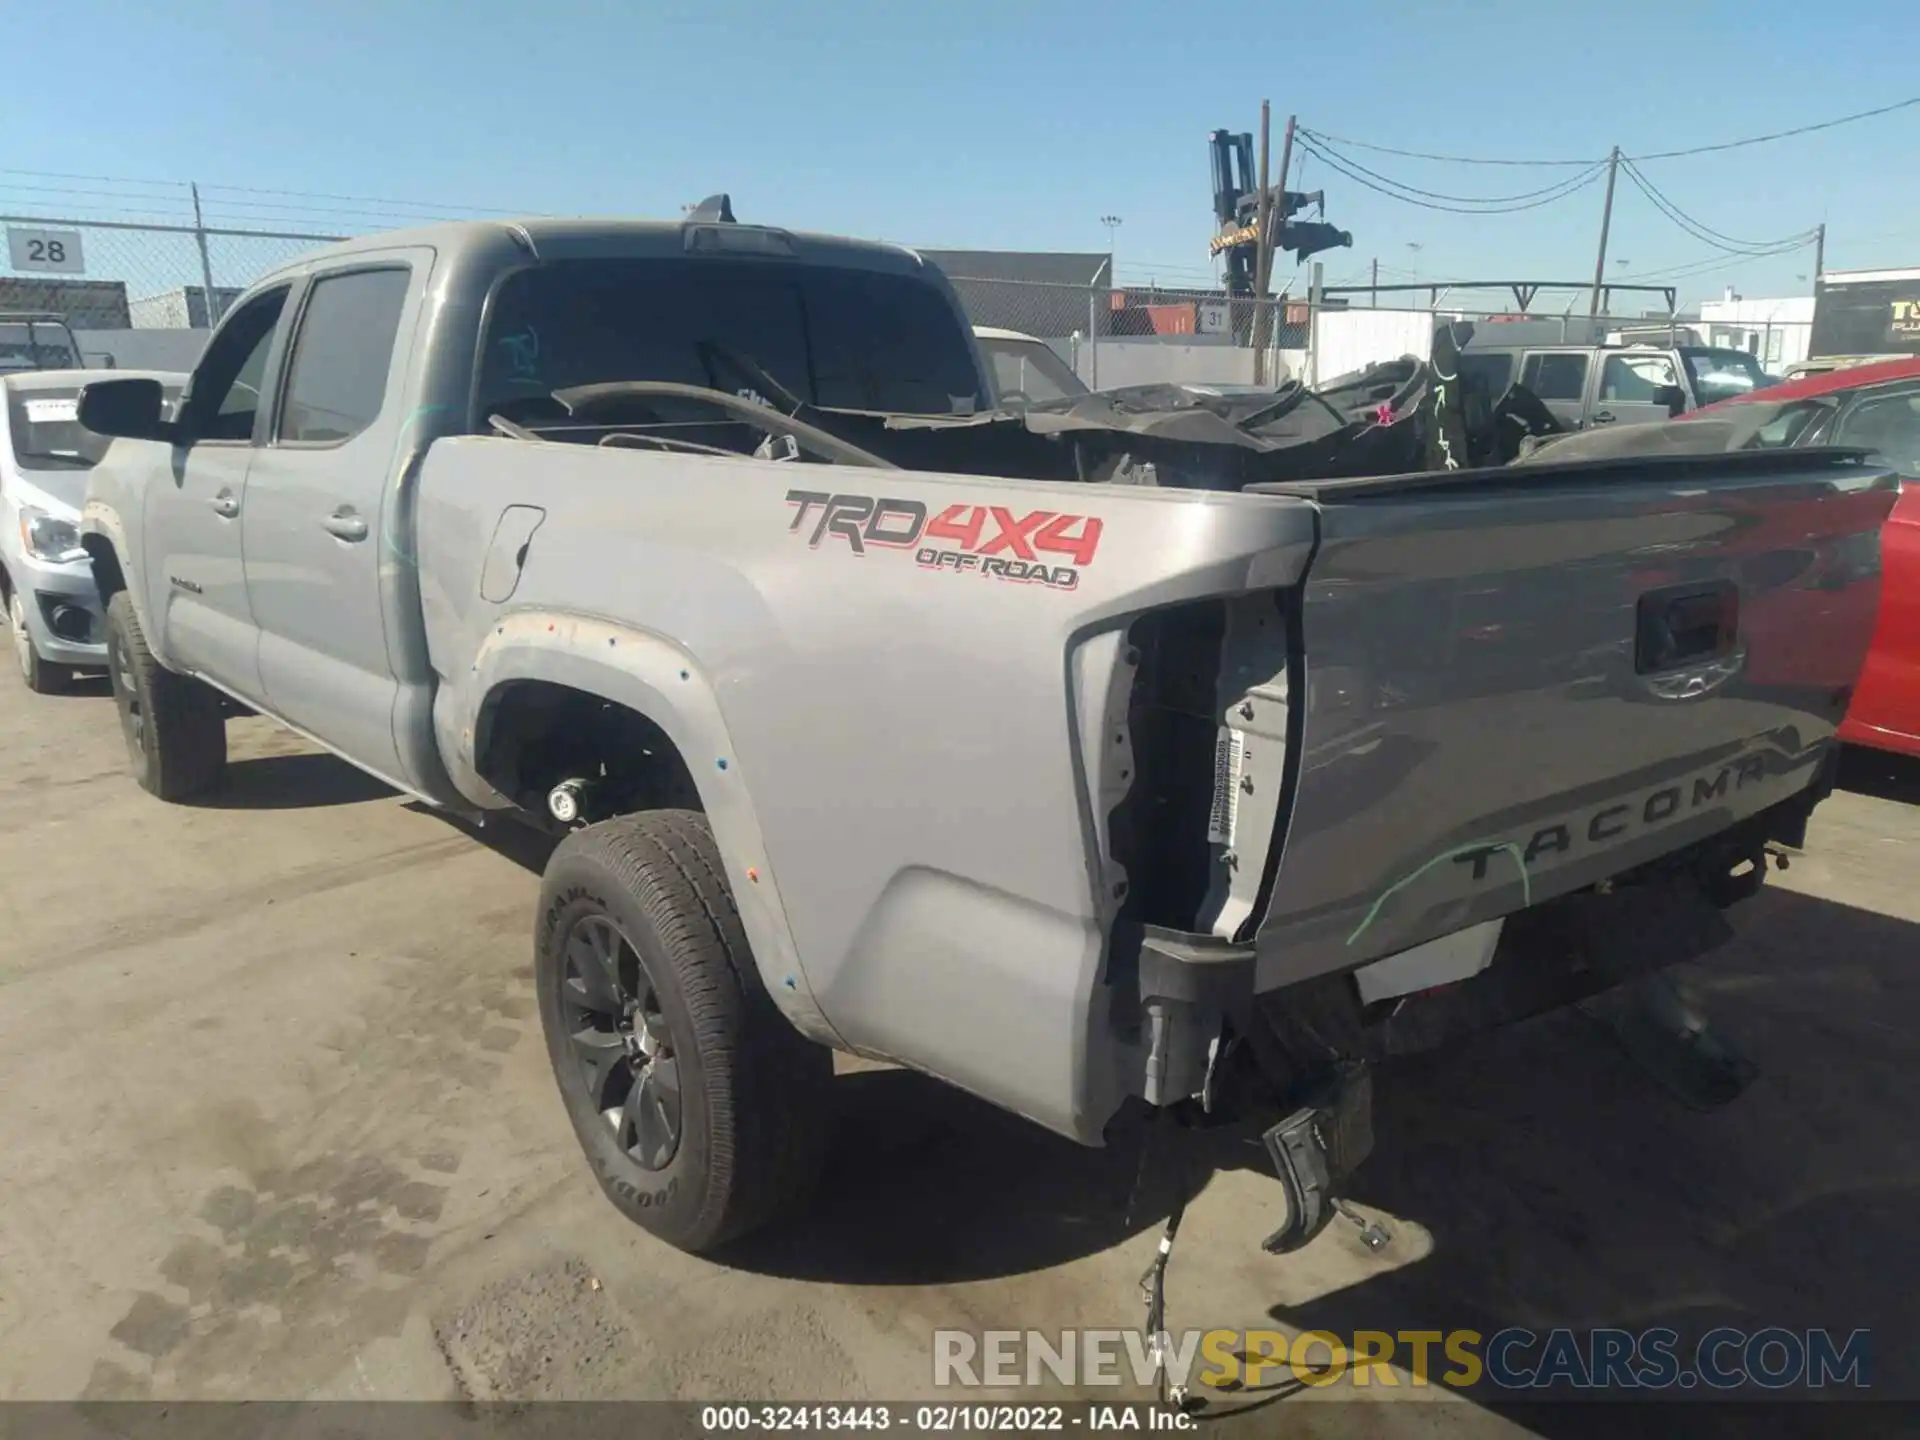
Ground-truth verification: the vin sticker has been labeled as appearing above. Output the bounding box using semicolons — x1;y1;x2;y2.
1208;727;1245;847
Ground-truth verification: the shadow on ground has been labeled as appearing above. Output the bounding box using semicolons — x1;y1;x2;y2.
420;804;563;873
43;674;112;700
1837;744;1920;806
189;752;398;810
723;1070;1189;1284
1257;885;1918;1435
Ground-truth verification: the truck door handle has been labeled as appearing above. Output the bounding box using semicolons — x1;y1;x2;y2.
323;509;369;542
209;491;240;518
1591;409;1617;424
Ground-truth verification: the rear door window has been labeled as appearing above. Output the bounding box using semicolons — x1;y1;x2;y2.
276;268;411;444
1521;351;1590;402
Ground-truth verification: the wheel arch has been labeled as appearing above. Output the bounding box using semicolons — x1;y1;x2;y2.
457;613;841;1049
80;520;166;670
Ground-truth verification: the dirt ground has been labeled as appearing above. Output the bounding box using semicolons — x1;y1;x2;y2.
0;671;1912;1436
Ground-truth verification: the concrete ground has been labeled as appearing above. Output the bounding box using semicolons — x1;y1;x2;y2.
0;669;1913;1437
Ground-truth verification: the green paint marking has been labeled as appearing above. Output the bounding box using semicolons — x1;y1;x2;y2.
1346;842;1531;948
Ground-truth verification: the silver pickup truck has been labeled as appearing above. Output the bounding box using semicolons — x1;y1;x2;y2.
75;214;1898;1269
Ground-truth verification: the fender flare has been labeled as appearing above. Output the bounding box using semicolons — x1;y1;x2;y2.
460;610;843;1049
80;501;166;667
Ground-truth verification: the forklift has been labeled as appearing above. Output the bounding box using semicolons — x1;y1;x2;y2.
1207;128;1352;297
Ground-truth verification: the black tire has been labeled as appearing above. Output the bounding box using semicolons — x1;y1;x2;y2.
8;588;72;695
104;591;227;801
535;809;833;1252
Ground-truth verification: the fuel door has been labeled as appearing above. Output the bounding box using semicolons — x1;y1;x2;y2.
480;505;546;603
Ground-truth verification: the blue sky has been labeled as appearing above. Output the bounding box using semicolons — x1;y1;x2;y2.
6;0;1917;305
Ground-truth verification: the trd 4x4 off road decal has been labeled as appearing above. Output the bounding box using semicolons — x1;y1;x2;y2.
784;490;1104;591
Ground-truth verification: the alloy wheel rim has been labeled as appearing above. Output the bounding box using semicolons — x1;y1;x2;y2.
560;913;683;1171
111;629;144;755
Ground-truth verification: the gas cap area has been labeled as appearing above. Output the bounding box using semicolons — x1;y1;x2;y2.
480;505;547;602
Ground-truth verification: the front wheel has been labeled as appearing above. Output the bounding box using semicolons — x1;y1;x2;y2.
9;589;71;695
535;809;834;1252
105;591;227;801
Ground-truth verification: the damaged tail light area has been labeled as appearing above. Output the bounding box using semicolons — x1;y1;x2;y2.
1108;590;1298;941
1109;599;1226;933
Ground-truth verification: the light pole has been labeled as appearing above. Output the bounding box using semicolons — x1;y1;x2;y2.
1100;215;1122;288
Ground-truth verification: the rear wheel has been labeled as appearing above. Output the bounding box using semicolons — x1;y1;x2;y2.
8;589;71;695
535;809;833;1252
105;591;226;801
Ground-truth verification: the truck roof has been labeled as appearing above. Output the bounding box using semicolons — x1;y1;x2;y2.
259;216;937;286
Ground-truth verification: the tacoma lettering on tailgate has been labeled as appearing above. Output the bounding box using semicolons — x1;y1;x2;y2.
785;489;1103;591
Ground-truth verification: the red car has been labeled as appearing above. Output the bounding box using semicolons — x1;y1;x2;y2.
1697;356;1920;759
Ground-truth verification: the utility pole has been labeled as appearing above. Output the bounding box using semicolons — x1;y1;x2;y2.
1814;222;1826;281
1252;109;1296;385
1588;146;1621;317
1370;256;1379;307
190;182;221;328
1251;103;1272;385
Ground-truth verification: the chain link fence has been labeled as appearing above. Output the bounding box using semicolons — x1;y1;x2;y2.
946;276;1306;389
2;211;342;364
938;279;1819;393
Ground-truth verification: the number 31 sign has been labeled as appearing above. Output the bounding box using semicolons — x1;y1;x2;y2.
7;227;86;275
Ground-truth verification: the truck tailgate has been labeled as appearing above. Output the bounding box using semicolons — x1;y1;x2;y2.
1246;449;1899;991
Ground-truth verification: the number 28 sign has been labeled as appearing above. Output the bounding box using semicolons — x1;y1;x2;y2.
7;227;86;276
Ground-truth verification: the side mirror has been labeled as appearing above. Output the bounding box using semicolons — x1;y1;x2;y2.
1650;383;1687;417
77;378;175;442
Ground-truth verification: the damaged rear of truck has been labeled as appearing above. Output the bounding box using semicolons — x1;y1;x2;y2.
418;423;1896;1265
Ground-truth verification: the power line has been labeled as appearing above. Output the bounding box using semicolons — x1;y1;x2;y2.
0;165;533;221
1626;249;1801;285
197;179;532;218
1298;137;1609;205
1618;159;1816;257
1300;93;1920;169
1629;95;1920;160
1294;126;1599;167
1294;136;1604;214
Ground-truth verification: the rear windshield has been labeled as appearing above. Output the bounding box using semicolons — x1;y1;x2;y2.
476;257;989;425
1680;347;1769;405
6;383;182;483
